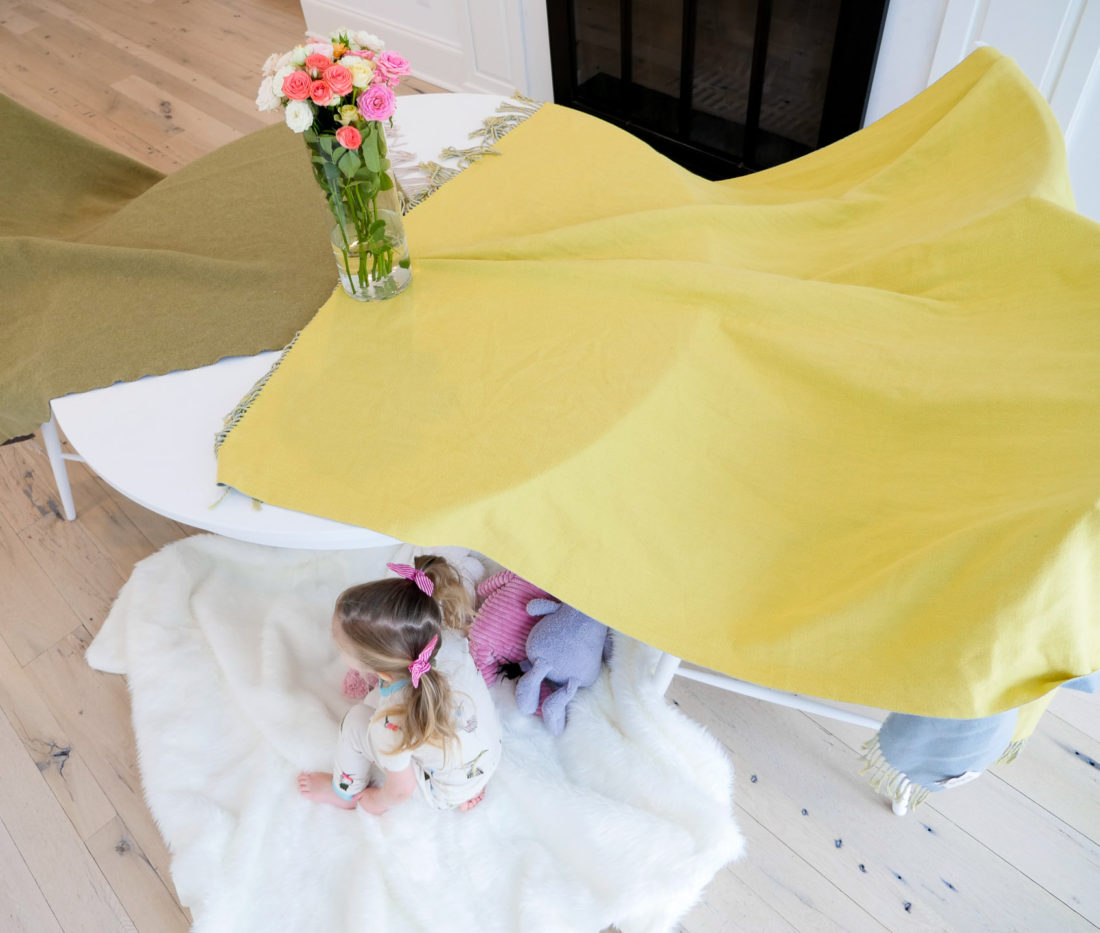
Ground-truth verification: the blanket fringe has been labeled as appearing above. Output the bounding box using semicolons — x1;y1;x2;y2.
382;118;425;215
208;485;232;510
407;92;542;209
860;734;931;810
996;739;1025;765
214;329;303;454
860;733;1027;809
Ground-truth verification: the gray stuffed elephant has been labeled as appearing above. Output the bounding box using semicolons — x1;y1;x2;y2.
514;597;613;734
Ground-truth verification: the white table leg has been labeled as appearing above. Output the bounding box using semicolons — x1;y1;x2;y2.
653;652;682;695
671;663;882;730
656;654;892;813
40;410;77;521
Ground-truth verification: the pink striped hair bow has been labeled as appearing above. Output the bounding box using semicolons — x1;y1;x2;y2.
386;562;434;597
408;635;438;688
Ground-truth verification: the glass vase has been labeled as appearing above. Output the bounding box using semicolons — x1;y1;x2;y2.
308;127;412;302
328;183;411;301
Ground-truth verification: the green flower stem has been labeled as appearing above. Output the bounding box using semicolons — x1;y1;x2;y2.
368;190;380;283
348;176;392;286
352;182;374;285
305;122;403;298
325;179;357;291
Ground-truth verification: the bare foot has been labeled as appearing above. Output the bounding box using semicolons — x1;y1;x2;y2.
459;788;486;812
297;771;357;809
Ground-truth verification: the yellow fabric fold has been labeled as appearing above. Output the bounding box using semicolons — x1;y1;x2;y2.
217;48;1100;718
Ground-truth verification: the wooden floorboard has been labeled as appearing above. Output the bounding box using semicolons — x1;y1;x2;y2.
2;1;1099;930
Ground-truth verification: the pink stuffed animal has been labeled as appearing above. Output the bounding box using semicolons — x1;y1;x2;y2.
342;669;378;699
468;569;550;686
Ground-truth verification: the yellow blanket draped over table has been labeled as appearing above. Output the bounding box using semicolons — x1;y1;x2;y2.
217;49;1100;719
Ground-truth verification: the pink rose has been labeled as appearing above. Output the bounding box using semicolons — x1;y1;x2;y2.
281;70;312;101
323;64;353;97
342;49;373;59
305;53;333;75
309;80;334;106
335;125;362;150
357;83;396;121
375;51;411;78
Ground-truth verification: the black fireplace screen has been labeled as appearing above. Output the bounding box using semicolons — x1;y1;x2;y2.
546;0;889;179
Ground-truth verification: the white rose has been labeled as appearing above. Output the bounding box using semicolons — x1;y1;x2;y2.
355;31;385;52
255;76;281;112
273;64;295;90
290;45;308;66
284;99;313;133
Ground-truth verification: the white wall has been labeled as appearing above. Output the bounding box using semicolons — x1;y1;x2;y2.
867;0;1100;221
299;0;553;99
865;0;950;125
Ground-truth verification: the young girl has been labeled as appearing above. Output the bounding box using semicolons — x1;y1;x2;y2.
298;555;502;814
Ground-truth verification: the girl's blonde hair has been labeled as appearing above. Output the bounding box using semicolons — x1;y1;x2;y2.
334;554;474;755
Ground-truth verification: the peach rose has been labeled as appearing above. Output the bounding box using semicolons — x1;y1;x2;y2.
305;52;333;75
335;125;362;150
323;64;353;97
281;70;312;101
309;80;334;106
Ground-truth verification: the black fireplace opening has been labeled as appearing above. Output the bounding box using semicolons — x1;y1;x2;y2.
546;0;890;179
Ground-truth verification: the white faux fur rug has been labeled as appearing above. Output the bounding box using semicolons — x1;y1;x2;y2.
87;534;743;933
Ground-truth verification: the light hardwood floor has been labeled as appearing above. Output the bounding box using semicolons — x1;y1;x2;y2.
1;1;1099;930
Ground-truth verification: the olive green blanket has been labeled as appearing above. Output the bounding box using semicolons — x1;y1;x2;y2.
0;94;335;443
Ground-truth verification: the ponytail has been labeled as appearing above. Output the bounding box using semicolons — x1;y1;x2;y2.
414;554;474;635
396;653;457;756
335;554;474;756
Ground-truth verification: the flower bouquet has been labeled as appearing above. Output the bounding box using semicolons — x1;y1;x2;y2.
257;29;413;301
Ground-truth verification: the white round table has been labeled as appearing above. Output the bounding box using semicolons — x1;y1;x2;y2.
45;93;507;549
43;91;885;753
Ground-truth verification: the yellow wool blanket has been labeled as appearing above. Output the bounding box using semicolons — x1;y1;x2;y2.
217;49;1100;718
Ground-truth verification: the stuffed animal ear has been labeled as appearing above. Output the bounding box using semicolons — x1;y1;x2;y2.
526;598;560;617
477;568;517;600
